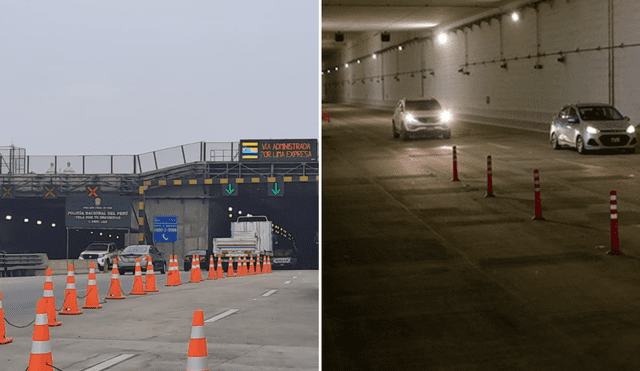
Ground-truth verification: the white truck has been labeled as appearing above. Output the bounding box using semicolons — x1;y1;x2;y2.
212;216;274;265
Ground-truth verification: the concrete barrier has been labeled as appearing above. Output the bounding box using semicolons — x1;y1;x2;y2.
47;259;99;275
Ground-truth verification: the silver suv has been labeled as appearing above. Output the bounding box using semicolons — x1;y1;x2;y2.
392;98;453;140
550;103;637;154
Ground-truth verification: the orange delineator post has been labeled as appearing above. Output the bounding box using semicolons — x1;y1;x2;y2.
82;263;102;309
27;298;54;370
607;190;622;255
59;265;83;315
532;169;544;220
186;310;208;371
485;155;495;197
0;291;13;344
452;146;460;181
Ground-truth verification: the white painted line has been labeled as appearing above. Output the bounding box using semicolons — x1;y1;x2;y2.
292;276;298;279
554;158;602;169
262;289;277;297
284;281;291;285
488;143;511;149
205;309;239;323
82;354;137;371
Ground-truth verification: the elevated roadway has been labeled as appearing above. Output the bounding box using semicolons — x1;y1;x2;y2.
322;104;640;370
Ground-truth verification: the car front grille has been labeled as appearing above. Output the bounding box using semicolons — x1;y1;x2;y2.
600;134;630;146
417;117;438;124
83;254;99;259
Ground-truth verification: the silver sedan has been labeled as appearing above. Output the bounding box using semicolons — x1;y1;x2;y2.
550;103;637;154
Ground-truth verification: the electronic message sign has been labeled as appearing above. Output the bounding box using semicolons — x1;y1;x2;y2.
65;194;132;228
240;139;317;162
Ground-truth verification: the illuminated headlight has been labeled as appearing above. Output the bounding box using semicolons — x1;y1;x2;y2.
440;110;452;123
586;126;599;134
627;125;636;134
405;113;417;123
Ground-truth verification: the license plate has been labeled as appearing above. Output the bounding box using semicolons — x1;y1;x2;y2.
273;258;291;264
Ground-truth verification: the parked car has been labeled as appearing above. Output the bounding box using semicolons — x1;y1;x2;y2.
392;98;453;140
117;245;166;274
550;103;637;154
183;249;209;271
78;242;120;271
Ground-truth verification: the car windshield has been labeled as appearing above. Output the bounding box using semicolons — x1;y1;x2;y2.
85;244;109;251
578;106;624;121
406;100;441;111
121;246;149;254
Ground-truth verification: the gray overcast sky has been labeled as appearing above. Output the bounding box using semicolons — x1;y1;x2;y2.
0;1;319;156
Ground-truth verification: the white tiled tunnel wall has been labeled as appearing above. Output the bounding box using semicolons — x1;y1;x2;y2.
323;0;640;126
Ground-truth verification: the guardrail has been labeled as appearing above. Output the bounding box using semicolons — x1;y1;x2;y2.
0;252;48;277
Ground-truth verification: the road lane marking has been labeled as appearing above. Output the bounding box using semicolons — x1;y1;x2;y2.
81;354;137;371
554;158;602;169
292;276;297;279
205;309;239;323
262;289;277;297
488;143;511;149
284;281;291;284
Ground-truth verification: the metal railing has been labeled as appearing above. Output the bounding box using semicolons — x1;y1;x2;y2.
1;142;240;175
0;252;48;277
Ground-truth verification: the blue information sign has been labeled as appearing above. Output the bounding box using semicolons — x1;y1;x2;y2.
153;216;178;243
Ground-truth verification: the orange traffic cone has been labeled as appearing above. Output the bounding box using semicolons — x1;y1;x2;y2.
216;255;225;278
106;258;125;299
130;258;147;295
227;256;235;277
165;255;177;286
59;265;82;315
42;269;62;326
240;255;248;276
186;310;208;371
27;298;54;370
145;258;159;292
195;256;203;282
265;256;271;273
82;262;102;309
248;255;255;275
189;255;201;283
174;255;183;285
207;255;217;280
256;256;262;274
0;290;13;345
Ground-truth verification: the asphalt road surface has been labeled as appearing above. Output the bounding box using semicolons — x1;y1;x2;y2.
322;104;640;370
1;269;318;370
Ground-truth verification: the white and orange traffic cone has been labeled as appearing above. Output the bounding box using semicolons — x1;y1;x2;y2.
240;255;247;276
0;290;13;345
266;256;272;273
207;255;217;280
255;256;262;275
105;258;125;300
165;255;178;287
145;258;159;292
130;258;147;295
174;255;183;285
216;255;225;278
227;256;235;278
27;298;54;370
186;310;208;371
248;255;255;275
42;269;62;326
82;262;102;309
189;255;202;283
59;265;83;315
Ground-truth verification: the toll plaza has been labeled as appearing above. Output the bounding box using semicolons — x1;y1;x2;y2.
0;140;318;270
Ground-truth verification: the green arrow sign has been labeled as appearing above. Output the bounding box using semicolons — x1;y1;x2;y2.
225;184;235;195
271;183;281;195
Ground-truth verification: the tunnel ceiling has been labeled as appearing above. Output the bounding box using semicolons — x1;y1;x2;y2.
322;0;514;53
